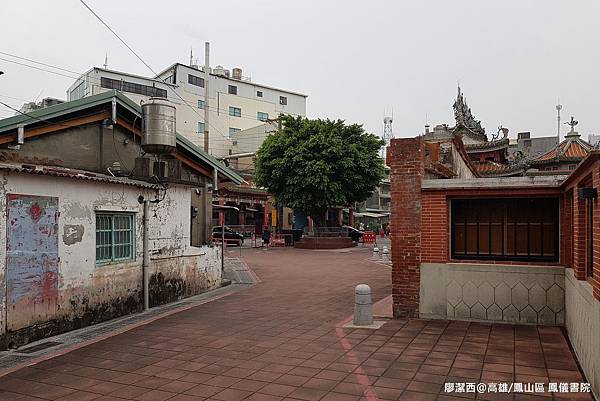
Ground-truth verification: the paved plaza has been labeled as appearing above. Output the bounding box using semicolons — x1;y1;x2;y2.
0;247;592;401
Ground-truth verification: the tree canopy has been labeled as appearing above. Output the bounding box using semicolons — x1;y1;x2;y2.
254;115;385;225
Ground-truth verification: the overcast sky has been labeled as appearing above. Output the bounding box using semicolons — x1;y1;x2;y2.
1;1;599;140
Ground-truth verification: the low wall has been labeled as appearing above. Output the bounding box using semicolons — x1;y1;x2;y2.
149;247;221;307
420;263;565;325
565;268;600;397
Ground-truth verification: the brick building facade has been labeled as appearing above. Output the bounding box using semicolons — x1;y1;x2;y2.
387;136;600;395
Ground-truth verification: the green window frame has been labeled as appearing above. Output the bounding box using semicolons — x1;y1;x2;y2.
257;112;268;121
96;213;135;264
198;122;205;133
197;99;205;109
229;106;241;117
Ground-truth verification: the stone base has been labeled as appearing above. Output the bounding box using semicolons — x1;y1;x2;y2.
343;320;387;330
294;237;356;249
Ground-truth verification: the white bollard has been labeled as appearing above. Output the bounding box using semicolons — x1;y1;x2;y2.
372;247;379;260
353;284;373;326
382;246;390;263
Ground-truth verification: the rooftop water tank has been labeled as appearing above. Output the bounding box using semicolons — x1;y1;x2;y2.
232;68;242;80
142;98;176;155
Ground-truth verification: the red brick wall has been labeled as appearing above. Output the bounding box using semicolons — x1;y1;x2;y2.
561;190;573;268
592;168;600;299
421;192;448;263
563;161;600;301
387;138;424;318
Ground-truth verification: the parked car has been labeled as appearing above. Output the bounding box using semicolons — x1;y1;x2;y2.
342;225;364;242
212;226;244;245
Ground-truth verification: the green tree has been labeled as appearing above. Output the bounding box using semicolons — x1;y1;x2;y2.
254;115;385;226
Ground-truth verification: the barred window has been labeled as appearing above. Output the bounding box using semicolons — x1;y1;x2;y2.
451;198;558;262
96;213;135;264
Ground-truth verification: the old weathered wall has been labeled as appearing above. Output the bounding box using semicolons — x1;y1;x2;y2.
0;171;221;347
387;138;424;318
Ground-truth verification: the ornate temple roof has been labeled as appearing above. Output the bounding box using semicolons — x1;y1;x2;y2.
464;137;510;153
473;161;527;177
532;131;592;166
453;86;487;142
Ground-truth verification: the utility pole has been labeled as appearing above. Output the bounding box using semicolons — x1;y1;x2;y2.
204;42;210;153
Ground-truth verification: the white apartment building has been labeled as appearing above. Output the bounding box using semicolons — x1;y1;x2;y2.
66;63;307;157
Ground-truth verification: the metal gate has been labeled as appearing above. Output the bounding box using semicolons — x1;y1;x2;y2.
5;194;59;332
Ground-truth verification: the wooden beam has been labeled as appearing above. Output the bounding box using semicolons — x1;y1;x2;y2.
0;112;111;145
175;153;213;179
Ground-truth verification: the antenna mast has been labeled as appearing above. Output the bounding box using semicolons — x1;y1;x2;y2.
382;114;394;159
556;100;562;144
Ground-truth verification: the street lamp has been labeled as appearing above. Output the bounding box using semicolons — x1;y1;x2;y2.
212;204;240;272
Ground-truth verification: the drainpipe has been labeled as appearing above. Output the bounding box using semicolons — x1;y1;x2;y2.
142;199;150;311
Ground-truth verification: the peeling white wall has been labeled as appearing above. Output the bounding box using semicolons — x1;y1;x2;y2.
0;171;221;341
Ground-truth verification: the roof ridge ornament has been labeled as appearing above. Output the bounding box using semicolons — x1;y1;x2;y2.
564;116;580;138
453;85;486;138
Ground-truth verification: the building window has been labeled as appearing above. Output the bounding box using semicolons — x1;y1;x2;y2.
96;213;135;264
70;80;85;101
257;112;269;121
229;127;241;137
451;198;558;262
198;122;205;133
279;96;287;105
229;106;241;117
228;85;237;95
257;91;263;98
188;74;204;87
100;77;167;98
197;99;205;109
523;139;532;147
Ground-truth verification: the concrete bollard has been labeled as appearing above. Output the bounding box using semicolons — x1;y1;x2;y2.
353;284;373;326
381;246;390;263
372;247;379;260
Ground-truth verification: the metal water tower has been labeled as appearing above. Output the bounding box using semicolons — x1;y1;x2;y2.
141;97;176;155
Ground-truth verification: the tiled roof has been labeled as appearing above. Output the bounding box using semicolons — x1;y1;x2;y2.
0;91;243;184
464;138;509;153
473;161;525;177
0;162;158;188
535;134;592;162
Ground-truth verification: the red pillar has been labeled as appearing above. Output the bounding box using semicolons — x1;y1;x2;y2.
349;207;354;227
387;138;425;318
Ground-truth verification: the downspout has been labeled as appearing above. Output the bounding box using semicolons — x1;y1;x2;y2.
142;199;150;311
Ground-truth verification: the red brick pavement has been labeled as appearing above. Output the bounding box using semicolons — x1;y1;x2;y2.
0;248;592;401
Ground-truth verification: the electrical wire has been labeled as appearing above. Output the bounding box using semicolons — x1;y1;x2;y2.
79;0;157;76
0;51;83;76
0;51;300;125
